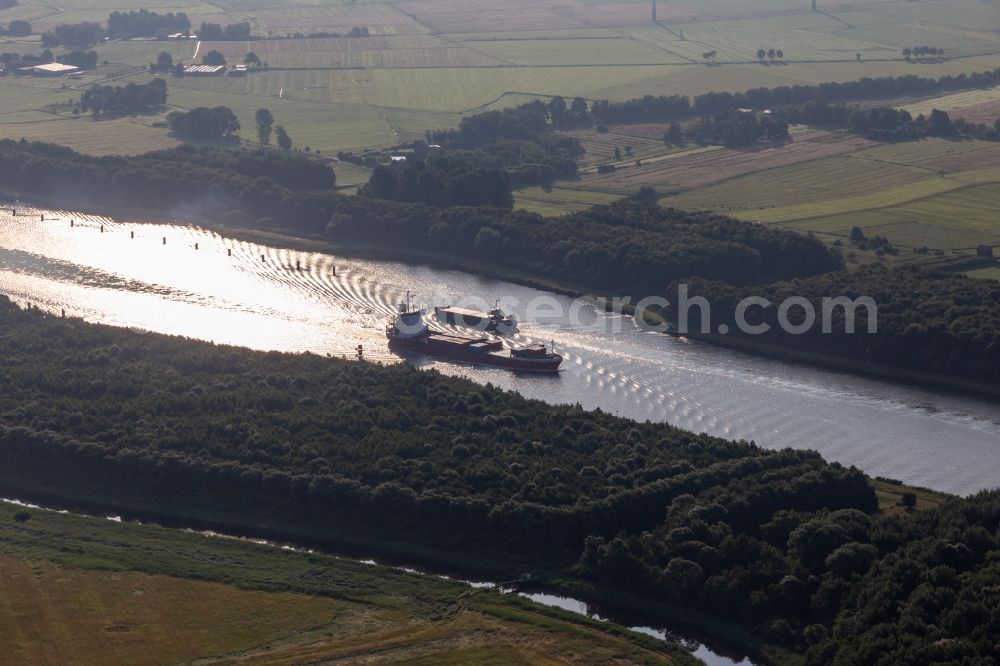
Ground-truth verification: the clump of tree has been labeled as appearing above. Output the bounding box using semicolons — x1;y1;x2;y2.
1;49;52;70
56;49;98;70
903;46;944;60
275;125;292;150
756;48;784;62
848;226;897;255
151;50;173;73
106;10;189;39
686;108;789;147
198;21;251;41
166;106;240;141
546;95;592;129
202;50;226;66
80;79;166;117
664;122;684;146
362;156;514;209
41;21;104;48
426;100;582;187
0;19;30;36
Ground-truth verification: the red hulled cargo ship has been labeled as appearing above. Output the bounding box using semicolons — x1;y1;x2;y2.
386;293;561;373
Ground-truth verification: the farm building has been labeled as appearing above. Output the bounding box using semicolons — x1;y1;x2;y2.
183;65;225;76
227;65;248;76
977;245;994;258
17;62;79;77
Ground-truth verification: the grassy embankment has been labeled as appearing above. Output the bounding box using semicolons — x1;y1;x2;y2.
0;500;694;665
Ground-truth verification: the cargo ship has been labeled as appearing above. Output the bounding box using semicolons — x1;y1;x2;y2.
434;300;518;334
387;294;561;373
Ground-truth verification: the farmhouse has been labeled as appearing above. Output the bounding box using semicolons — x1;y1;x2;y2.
227;65;248;76
17;62;79;77
183;65;226;76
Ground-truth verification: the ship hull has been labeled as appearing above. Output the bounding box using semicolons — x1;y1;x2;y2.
388;333;561;373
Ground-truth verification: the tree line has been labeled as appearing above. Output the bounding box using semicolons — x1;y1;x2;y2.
584;68;1000;124
789;101;1000;142
1;47;95;70
197;21;251;41
663;265;1000;385
106;10;190;39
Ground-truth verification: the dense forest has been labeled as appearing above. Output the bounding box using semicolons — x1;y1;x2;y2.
0;141;835;288
0;302;997;663
665;266;1000;385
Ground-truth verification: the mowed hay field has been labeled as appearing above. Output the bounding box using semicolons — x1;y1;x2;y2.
0;502;689;665
0;556;347;666
7;0;1000;156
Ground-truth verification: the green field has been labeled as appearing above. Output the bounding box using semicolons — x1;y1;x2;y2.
663;138;1000;252
0;501;691;665
6;0;1000;157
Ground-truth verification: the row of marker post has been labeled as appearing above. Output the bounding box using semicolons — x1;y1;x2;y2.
13;208;331;274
